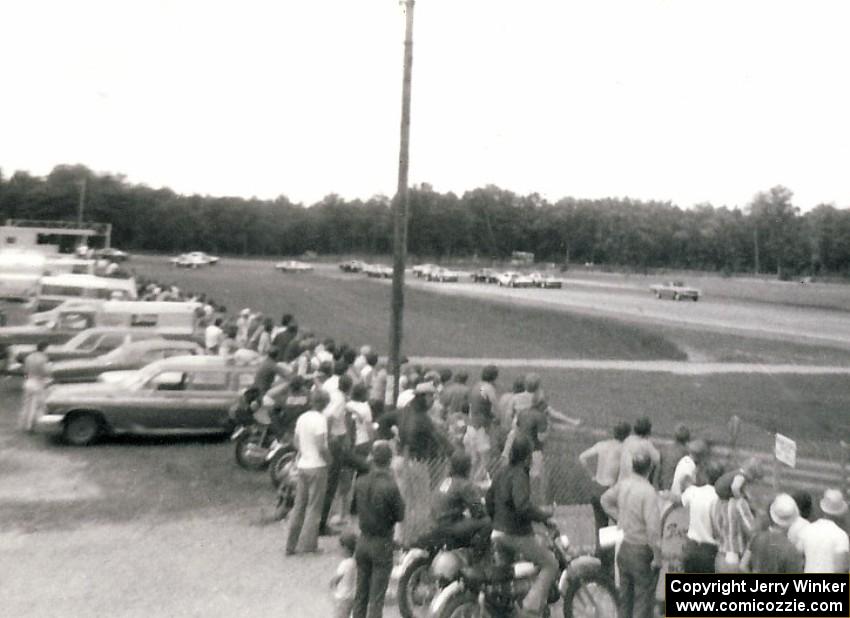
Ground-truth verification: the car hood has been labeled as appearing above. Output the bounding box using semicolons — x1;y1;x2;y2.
51;357;121;374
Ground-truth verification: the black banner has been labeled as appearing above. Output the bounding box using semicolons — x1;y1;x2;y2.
666;574;849;617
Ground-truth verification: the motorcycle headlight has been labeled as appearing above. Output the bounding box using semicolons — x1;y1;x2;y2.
558;534;570;550
430;550;462;582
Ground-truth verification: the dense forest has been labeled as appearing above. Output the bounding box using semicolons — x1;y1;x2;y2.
2;164;850;277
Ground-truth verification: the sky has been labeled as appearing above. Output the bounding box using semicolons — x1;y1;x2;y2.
2;0;849;211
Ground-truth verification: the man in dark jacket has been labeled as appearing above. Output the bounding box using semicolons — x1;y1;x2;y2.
353;441;405;618
486;435;556;617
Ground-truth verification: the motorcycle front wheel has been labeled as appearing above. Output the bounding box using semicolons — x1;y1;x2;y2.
234;433;268;470
562;574;617;618
269;450;296;487
436;591;481;618
398;555;435;618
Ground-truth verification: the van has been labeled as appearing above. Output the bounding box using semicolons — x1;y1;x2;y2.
0;251;45;301
35;273;137;312
0;300;202;371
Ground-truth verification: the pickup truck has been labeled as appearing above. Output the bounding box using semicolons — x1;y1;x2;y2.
649;281;701;301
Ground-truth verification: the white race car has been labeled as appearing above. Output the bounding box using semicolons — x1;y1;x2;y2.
275;260;314;273
170;252;220;268
497;271;534;288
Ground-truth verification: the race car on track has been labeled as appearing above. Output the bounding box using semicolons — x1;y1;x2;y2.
649;280;701;301
427;267;463;282
170;252;220;268
275;260;313;273
528;272;564;289
497;271;534;288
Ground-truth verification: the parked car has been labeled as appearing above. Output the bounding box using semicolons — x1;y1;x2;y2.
34;355;259;445
496;271;534;288
5;326;174;375
93;248;130;262
339;260;365;273
170;252;220;268
49;338;203;384
649;280;701;301
427;267;462;282
274;260;313;273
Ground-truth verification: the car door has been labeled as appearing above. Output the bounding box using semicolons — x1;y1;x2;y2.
172;369;233;430
103;370;187;431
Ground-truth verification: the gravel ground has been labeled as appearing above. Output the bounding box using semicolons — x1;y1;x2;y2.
0;512;402;618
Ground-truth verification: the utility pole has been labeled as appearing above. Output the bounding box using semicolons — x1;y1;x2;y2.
753;227;760;274
77;177;87;227
389;0;416;406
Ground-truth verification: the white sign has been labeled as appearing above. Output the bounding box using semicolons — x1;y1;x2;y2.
775;433;797;468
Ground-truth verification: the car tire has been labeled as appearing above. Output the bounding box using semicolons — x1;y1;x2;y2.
63;411;102;446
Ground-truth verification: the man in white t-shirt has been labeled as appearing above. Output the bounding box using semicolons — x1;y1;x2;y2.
204;318;224;354
670;439;709;498
799;489;850;573
286;389;331;555
680;462;724;573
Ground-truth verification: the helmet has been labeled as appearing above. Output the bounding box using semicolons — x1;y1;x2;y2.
430;550;463;582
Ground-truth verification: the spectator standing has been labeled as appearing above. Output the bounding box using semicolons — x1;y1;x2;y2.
440;370;471;416
741;493;803;573
601;453;661;618
330;532;359;618
286;390;331;555
465;365;499;483
235;308;251;347
618;417;660;481
252;347;289;396
256;319;274;356
204;317;224;354
799;489;850;573
712;457;761;572
19;341;52;432
512;373;549;504
497;377;526;436
787;490;813;551
657;424;690;490
368;358;388;420
320;374;356;535
398;382;452;463
353;441;405;618
218;325;238;357
670;439;708;498
579;421;631;533
680;462;724;573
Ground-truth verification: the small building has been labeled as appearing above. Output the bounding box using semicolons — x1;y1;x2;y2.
510;251;534;266
0;219;112;254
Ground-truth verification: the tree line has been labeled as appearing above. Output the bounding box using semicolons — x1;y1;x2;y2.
2;164;850;277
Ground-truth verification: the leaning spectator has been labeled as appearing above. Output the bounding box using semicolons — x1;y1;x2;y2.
657;423;690;490
618;416;661;480
579;420;631;533
601;452;661;618
680;461;724;573
741;493;803;573
799;489;850;573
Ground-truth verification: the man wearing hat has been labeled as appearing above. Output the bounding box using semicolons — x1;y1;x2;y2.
741;493;803;573
799;488;850;573
352;441;405;618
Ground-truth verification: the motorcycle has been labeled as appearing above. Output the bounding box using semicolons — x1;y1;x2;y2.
397;522;491;618
428;520;617;618
231;402;277;471
267;437;298;521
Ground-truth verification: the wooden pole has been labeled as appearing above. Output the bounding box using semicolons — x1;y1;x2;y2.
389;0;416;406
